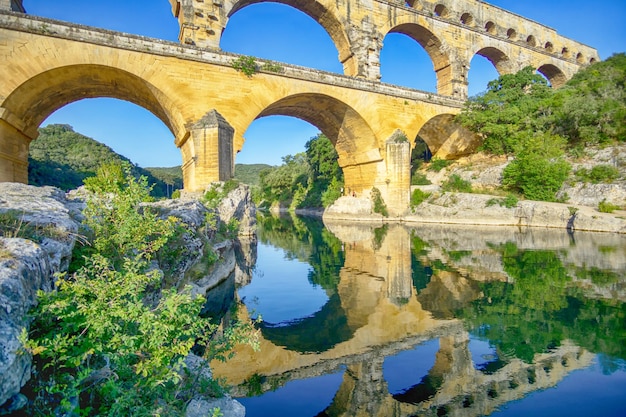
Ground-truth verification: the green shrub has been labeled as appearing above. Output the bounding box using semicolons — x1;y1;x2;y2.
503;155;570;202
23;163;258;416
411;172;431;185
441;174;473;193
598;199;621;213
231;55;258;77
321;177;343;207
428;158;452;172
576;165;621;183
486;194;519;208
411;189;431;208
371;187;388;217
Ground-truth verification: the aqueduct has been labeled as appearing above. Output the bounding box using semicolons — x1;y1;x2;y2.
0;0;598;214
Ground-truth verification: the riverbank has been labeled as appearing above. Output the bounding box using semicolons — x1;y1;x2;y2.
323;192;626;234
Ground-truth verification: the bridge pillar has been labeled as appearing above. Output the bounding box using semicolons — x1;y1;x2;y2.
169;0;225;49
0;0;24;12
346;18;382;80
436;61;469;100
383;132;411;216
0;108;36;183
179;110;234;192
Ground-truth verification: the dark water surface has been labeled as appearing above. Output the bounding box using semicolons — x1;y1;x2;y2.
212;214;626;417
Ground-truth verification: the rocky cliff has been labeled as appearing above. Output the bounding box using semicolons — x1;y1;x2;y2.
0;182;256;413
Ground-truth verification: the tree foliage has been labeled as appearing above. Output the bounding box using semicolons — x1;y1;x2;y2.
23;163;258;416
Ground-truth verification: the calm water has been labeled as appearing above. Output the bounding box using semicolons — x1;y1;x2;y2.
212;214;626;417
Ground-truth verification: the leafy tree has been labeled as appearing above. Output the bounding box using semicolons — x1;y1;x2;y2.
303;134;343;208
551;53;626;147
456;66;554;155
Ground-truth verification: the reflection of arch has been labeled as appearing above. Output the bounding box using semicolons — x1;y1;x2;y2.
2;64;183;138
473;47;511;75
227;1;352;74
254;93;381;191
537;64;567;89
387;23;452;96
259;293;354;353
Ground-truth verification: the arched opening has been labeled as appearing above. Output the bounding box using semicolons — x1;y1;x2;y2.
485;21;497;35
576;52;585;64
2;64;185;188
417;114;481;160
590;57;597;64
32;99;179;195
526;35;537;47
405;0;422;10
23;0;179;41
507;28;517;40
537;64;567;89
545;42;554;53
561;47;571;59
468;47;510;96
460;13;474;26
243;93;381;195
380;32;438;93
385;23;451;96
223;2;345;74
434;4;449;18
410;137;432;184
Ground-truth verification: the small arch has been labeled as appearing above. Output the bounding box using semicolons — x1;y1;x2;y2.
561;47;571;59
537;63;567;89
507;28;517;40
576;52;585;64
526;35;537;47
405;0;421;10
434;4;449;18
485;21;497;35
460;13;474;26
545;42;554;53
590;57;597;64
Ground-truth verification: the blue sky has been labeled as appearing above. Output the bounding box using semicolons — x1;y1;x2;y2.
25;0;626;167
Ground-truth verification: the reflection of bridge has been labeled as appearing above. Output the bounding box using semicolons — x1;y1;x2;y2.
213;224;594;416
0;1;596;214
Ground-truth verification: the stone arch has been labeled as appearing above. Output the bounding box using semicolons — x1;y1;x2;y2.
506;28;517;40
561;47;571;59
434;4;449;18
473;47;512;75
0;64;186;183
253;93;382;192
576;52;585;64
2;64;184;140
416;114;480;159
226;0;354;75
386;23;454;96
526;35;537;47
545;42;554;53
537;63;567;89
460;12;474;26
485;21;497;35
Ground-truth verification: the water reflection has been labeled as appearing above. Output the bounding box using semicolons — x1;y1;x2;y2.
212;214;626;416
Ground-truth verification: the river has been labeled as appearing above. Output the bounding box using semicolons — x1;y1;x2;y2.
210;213;626;417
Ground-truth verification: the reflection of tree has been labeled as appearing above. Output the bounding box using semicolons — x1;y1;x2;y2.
458;242;626;364
257;213;344;291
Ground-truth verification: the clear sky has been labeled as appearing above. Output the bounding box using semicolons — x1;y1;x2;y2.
24;0;626;167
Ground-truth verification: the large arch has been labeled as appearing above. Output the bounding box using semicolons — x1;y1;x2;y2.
225;0;354;75
250;93;382;193
416;114;481;160
472;47;512;76
537;63;567;89
0;64;186;182
2;64;184;138
386;23;453;96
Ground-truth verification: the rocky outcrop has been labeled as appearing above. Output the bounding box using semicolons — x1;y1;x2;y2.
0;183;81;409
0;182;257;412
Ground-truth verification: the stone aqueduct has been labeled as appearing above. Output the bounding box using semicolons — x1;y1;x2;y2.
0;0;597;213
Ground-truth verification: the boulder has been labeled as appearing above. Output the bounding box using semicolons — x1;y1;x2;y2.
185;397;245;417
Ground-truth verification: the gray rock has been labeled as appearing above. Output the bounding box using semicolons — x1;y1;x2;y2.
217;185;256;237
185;397;245;417
0;238;52;406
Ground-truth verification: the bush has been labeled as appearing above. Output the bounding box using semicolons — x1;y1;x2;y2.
598;199;621;213
23;163;258;416
576;164;621;183
321;177;343;207
486;194;519;208
231;55;258;77
371;187;389;217
411;189;431;208
428;158;452;172
441;174;473;193
503;155;570;202
411;172;431;185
